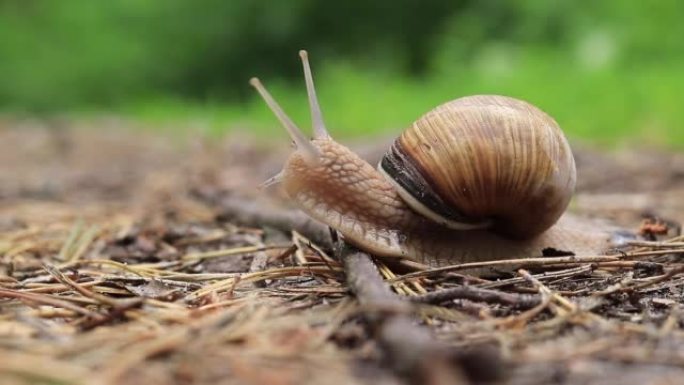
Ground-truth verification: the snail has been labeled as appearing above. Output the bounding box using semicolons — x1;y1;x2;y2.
249;50;624;267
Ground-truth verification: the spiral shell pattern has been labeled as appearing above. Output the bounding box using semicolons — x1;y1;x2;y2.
381;95;576;239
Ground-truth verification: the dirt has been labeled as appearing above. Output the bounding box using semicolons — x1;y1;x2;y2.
1;120;683;385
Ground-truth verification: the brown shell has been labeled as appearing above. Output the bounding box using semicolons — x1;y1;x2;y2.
381;95;576;240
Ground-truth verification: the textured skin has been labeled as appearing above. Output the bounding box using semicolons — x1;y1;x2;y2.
283;140;413;257
281;139;615;268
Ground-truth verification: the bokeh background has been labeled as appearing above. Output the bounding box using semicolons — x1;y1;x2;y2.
1;0;682;147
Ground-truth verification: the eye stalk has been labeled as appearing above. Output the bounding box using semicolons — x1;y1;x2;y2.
299;50;329;140
249;49;332;169
249;77;320;165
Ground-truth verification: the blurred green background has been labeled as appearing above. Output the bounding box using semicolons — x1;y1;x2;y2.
1;0;683;147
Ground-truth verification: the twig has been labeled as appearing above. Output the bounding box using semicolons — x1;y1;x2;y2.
338;243;503;383
627;240;684;248
291;231;310;265
477;265;594;289
244;233;271;288
43;263;122;307
56;220;84;261
340;244;406;309
0;288;105;320
391;256;618;282
180;244;289;262
593;265;684;296
409;285;541;309
392;249;683;282
518;269;577;314
79;298;145;331
496;295;553;328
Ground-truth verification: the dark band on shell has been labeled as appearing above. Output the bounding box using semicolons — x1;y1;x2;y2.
380;139;488;228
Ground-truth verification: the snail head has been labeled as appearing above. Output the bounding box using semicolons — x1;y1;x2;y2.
250;51;387;221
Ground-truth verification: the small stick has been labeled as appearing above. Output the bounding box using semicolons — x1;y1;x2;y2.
43;263;126;307
593;265;684;296
477;265;594;289
409;285;541;309
627;240;684;248
247;248;269;288
79;298;144;331
496;295;553;328
22;280;103;294
392;249;683;283
0;288;105;320
338;243;503;382
340;244;405;309
291;231;309;265
518;269;577;314
392;256;618;282
181;244;289;262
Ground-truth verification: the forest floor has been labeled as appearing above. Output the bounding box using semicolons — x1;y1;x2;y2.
1;121;684;385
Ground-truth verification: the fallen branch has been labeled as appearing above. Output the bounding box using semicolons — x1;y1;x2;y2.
338;243;503;383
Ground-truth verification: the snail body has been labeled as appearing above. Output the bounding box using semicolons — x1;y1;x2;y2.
250;51;617;266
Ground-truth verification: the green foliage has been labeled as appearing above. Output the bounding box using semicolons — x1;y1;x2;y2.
0;0;683;146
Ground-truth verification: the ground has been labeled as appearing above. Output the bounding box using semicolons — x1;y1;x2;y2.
1;121;683;385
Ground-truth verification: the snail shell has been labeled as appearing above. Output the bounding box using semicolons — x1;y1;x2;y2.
380;95;576;240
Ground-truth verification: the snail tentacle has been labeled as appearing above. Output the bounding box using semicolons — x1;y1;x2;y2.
259;170;285;190
299;50;330;140
249;77;320;164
